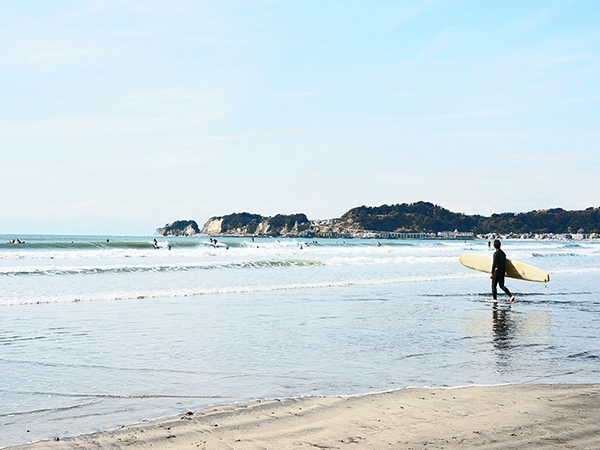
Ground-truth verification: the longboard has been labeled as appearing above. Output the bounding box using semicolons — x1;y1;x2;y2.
459;253;550;283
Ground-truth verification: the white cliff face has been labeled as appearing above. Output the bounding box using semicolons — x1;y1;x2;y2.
181;224;199;236
202;218;224;235
197;213;312;236
200;218;309;236
254;220;271;235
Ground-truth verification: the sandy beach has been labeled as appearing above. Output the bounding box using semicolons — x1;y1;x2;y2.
11;383;600;449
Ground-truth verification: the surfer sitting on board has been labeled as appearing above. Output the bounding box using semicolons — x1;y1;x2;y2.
490;239;515;303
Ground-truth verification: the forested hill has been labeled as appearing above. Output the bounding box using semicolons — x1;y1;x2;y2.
337;202;484;233
337;202;600;234
479;207;600;234
158;203;600;236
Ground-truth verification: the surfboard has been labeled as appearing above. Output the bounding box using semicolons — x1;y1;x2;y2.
459;253;550;283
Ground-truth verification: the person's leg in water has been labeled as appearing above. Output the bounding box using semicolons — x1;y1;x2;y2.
497;275;515;302
491;276;499;301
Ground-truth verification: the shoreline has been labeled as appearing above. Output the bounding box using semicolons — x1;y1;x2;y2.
11;383;600;449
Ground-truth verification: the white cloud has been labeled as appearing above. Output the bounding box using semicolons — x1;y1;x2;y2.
111;150;219;171
0;113;223;138
76;200;97;209
506;153;580;163
431;108;509;120
25;44;97;64
122;87;228;117
0;116;173;137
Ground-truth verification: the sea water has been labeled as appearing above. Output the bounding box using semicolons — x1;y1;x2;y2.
1;235;599;446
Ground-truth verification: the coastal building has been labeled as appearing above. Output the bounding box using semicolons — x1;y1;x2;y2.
437;230;475;240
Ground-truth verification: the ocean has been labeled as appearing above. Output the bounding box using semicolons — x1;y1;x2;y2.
1;235;599;446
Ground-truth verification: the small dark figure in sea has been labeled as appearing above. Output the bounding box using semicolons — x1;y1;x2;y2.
490;239;515;303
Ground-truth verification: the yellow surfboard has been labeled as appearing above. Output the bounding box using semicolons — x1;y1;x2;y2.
459;253;550;283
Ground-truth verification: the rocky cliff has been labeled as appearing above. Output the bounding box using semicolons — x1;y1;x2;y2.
201;213;310;236
157;220;200;236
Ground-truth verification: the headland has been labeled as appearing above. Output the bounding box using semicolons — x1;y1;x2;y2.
157;201;600;240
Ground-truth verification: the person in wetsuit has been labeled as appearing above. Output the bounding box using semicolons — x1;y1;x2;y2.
490;239;515;302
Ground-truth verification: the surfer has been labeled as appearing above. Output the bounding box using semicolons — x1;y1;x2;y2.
490;240;515;303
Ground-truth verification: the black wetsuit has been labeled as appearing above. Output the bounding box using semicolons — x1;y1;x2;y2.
491;248;512;300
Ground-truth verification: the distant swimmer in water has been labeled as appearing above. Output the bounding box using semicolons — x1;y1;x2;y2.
153;238;159;249
490;239;515;303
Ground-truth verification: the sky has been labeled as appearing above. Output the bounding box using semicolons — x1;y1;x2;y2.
1;0;599;235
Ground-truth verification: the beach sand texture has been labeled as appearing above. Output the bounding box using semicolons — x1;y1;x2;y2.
13;384;600;450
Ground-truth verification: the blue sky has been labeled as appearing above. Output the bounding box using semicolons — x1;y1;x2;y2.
1;1;599;235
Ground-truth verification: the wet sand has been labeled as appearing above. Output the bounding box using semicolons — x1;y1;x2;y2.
11;384;600;449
